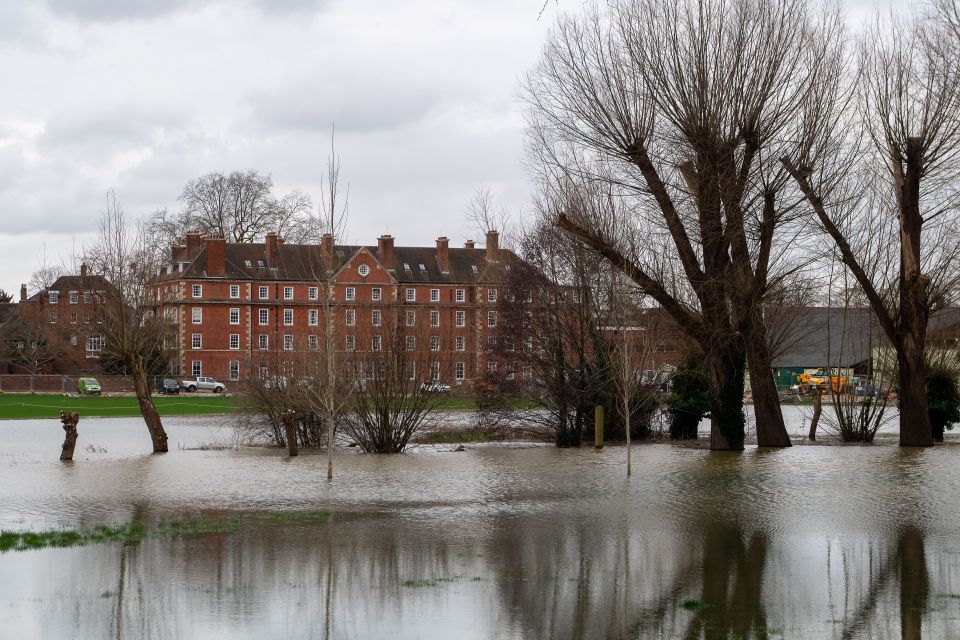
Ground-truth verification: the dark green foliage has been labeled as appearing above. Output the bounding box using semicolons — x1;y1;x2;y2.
668;354;711;440
927;363;960;443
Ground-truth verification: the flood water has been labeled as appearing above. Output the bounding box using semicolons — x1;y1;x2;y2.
1;413;959;639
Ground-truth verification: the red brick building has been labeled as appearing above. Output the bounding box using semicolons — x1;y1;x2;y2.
148;231;515;387
1;267;113;374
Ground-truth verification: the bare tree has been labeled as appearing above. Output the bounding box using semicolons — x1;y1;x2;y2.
341;309;445;453
84;192;170;453
465;185;515;250
525;0;845;449
0;309;67;390
781;5;960;446
147;170;315;252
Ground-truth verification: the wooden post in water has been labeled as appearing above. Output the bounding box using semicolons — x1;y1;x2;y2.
60;411;79;461
594;405;604;450
282;410;298;457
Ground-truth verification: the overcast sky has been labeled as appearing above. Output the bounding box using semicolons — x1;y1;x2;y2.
0;0;901;295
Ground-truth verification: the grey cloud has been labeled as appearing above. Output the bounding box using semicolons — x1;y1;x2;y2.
43;0;331;23
37;108;186;152
246;80;440;135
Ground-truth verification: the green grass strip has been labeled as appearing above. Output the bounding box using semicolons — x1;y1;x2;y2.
0;511;330;552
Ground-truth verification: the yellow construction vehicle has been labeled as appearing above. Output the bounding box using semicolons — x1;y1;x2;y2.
796;369;850;392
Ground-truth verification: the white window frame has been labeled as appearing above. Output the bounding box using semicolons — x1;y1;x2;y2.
229;333;240;350
488;311;497;328
346;287;356;301
430;336;440;352
345;335;355;351
229;285;240;299
405;336;416;351
308;309;319;326
283;334;294;351
259;285;269;300
48;291;59;304
488;361;497;373
456;336;465;352
372;335;382;351
487;288;497;302
258;334;269;350
456;311;465;327
192;307;202;324
455;289;465;302
431;362;440;381
69;291;78;304
284;308;294;326
406;288;416;302
430;310;440;327
283;286;294;300
192;360;202;376
405;310;415;327
372;288;382;301
358;264;370;277
430;289;440;302
229;308;240;325
192;284;202;298
372;310;381;327
308;335;319;351
346;309;356;326
259;308;269;325
229;361;240;381
308;286;318;300
455;362;465;381
192;333;202;349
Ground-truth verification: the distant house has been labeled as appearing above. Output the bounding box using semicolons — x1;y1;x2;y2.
768;307;881;389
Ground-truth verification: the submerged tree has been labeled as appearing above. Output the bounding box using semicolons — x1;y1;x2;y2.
782;5;960;447
84;193;170;453
526;0;845;448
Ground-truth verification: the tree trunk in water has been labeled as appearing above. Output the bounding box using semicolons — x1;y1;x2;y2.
808;390;822;441
60;411;79;461
745;327;791;447
705;349;746;451
895;137;932;448
132;364;168;453
897;345;933;447
283;410;298;456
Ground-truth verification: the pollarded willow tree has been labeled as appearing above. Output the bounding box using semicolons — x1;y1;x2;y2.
524;0;846;449
781;3;960;446
84;193;170;453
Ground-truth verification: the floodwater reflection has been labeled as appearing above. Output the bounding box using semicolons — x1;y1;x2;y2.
0;417;959;638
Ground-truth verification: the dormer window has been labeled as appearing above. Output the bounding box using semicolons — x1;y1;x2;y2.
358;264;369;277
419;264;427;272
403;263;411;271
257;260;265;268
471;265;478;274
244;260;252;268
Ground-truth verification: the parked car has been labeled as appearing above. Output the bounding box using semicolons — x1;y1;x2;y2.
77;377;102;395
179;376;226;393
157;378;180;395
421;381;451;393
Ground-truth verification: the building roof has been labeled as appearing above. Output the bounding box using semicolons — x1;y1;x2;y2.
769;307;883;369
28;274;115;300
155;240;516;285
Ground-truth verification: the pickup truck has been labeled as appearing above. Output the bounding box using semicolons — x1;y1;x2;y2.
180;376;226;393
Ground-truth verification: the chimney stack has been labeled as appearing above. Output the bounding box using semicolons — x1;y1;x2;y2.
20;284;27;302
171;244;185;263
205;237;225;277
80;263;88;278
265;232;280;268
486;230;499;262
465;240;475;250
186;232;204;257
377;235;395;271
436;237;449;273
322;233;334;268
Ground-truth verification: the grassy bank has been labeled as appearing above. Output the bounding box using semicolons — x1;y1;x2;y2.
0;511;331;553
0;393;541;420
0;394;238;419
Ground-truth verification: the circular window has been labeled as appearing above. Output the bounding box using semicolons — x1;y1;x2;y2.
358;264;369;277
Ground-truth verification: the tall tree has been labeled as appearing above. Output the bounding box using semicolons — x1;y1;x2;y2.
525;0;844;449
148;170;314;251
781;5;960;446
84;192;170;453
